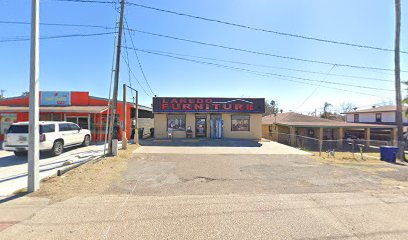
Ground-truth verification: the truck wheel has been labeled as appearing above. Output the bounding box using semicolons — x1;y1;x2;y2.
51;141;64;156
14;151;27;156
82;135;90;147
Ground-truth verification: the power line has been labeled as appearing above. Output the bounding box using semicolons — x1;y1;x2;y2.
128;28;405;73
295;65;337;110
2;19;404;73
50;0;408;54
128;47;389;97
131;48;397;83
124;17;155;95
122;30;135;100
120;51;151;97
0;20;112;30
0;32;115;43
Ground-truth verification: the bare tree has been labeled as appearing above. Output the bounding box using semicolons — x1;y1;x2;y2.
339;102;356;113
0;89;5;99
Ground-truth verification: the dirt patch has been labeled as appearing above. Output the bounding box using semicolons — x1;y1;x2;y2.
29;144;139;203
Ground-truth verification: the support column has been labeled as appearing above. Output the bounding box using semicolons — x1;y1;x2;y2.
337;127;344;149
365;128;371;147
391;128;398;146
274;124;279;142
318;128;323;155
289;127;296;147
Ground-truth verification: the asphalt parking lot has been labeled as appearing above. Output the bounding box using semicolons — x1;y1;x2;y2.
1;139;408;239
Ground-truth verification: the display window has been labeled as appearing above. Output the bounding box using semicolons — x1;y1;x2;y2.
167;115;186;131
231;115;250;131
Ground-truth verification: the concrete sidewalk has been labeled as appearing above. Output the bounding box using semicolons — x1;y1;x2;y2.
135;139;310;155
1;192;408;239
0;144;108;196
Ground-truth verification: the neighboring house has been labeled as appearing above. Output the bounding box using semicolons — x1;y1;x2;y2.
262;112;396;144
343;105;408;127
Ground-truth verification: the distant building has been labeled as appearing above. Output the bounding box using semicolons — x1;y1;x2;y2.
343;106;408;129
262;112;396;143
0;91;153;142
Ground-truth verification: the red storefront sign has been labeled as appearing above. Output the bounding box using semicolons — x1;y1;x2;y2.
153;97;265;113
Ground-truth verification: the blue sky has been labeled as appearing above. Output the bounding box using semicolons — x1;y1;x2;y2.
1;0;407;114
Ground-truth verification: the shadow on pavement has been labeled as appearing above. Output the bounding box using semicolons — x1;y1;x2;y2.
140;138;263;147
0;192;29;204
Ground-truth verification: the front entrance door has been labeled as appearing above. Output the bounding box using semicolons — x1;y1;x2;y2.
210;114;224;139
195;117;207;137
66;116;90;129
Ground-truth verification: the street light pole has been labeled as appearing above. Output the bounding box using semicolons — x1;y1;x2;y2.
28;0;40;192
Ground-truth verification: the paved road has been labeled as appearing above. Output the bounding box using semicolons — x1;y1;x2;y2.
1;140;408;239
0;145;106;196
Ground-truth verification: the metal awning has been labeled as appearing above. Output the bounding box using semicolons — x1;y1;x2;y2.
0;105;108;113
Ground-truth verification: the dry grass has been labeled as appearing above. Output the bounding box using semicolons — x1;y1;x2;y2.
29;144;139;203
309;151;399;173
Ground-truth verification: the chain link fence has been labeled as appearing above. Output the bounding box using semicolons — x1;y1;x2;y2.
267;132;397;156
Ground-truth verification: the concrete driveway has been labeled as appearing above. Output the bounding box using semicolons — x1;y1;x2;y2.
134;138;311;155
1;139;408;239
0;144;106;196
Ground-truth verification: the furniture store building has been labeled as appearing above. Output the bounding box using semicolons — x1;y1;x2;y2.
153;97;265;139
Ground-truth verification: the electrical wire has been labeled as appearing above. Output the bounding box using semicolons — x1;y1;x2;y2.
128;28;404;72
50;0;408;54
120;51;151;97
295;65;337;110
124;17;155;95
129;47;397;83
127;47;389;98
0;32;115;43
127;47;392;92
2;20;405;73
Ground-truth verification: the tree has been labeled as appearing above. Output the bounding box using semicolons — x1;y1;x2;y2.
339;102;356;113
21;92;29;97
321;102;332;119
0;89;5;99
264;100;279;116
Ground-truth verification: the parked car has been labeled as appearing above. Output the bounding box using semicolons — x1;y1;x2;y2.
2;121;91;156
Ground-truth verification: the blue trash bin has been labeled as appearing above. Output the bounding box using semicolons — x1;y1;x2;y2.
379;146;399;163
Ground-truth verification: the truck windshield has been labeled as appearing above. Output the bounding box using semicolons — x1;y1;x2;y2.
7;124;55;134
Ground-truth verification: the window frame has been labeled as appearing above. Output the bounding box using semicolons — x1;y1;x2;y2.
167;114;186;132
375;113;382;122
231;114;250;132
354;114;359;123
59;123;72;132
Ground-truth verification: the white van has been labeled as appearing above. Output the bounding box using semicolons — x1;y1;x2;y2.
2;121;91;156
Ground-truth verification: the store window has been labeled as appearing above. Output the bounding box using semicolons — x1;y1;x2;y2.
0;113;17;134
167;115;186;131
231;115;250;131
375;113;382;122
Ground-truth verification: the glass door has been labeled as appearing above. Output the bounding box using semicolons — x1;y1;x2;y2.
195;117;207;137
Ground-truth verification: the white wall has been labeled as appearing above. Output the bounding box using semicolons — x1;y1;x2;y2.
345;112;408;123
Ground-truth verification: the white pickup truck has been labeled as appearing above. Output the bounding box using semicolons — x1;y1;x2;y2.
2;121;91;156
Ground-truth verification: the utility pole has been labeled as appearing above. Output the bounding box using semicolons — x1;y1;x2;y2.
394;0;405;161
107;0;125;155
122;83;128;149
28;0;40;192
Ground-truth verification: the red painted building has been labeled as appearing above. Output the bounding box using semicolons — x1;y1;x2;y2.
0;91;152;141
